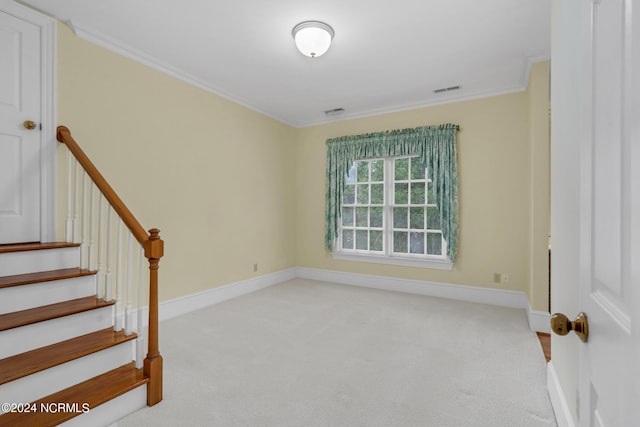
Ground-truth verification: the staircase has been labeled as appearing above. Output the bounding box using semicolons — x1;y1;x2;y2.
0;243;147;426
0;126;164;426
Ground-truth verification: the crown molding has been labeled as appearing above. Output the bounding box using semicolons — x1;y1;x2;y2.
299;55;551;128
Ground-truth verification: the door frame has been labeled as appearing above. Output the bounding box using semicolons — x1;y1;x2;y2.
1;1;56;242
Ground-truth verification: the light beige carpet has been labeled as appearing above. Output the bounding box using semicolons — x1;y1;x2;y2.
118;279;556;427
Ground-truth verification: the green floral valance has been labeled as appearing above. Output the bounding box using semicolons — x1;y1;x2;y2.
325;123;460;261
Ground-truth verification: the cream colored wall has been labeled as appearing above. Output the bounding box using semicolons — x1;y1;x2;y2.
527;62;551;312
56;23;297;301
56;21;550;308
294;90;544;295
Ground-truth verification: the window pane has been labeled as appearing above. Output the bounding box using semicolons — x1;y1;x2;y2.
427;232;443;255
370;230;383;251
394;183;408;204
342;207;354;226
357;184;369;204
346;163;356;184
371;160;384;181
356;230;368;250
410;182;425;204
342;229;354;249
411;158;426;180
393;207;408;228
393;231;408;253
370;207;383;228
357;161;369;182
338;155;447;260
410;232;425;254
356;207;368;227
343;185;355;204
371;184;384;204
410;207;424;229
394;158;409;180
427;206;440;230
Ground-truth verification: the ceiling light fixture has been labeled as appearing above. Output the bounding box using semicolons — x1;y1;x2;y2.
292;21;334;58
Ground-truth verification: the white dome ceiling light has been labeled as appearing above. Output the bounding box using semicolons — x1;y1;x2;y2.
292;21;334;58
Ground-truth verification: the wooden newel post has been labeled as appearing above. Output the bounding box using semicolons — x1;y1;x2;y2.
143;228;164;406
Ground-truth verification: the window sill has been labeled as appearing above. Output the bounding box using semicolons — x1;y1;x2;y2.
333;252;453;271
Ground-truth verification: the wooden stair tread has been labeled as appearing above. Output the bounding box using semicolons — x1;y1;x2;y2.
0;362;148;426
0;242;79;254
0;268;96;289
0;328;137;385
0;296;114;332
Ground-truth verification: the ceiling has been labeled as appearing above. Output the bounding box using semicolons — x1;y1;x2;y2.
21;0;551;128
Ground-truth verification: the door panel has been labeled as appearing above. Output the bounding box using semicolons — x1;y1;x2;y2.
0;11;41;243
592;0;623;296
0;134;22;215
579;0;635;425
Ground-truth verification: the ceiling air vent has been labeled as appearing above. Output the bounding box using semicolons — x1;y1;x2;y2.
324;108;345;116
434;85;461;94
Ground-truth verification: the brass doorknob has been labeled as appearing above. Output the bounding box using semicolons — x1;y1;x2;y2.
23;120;37;130
550;312;589;342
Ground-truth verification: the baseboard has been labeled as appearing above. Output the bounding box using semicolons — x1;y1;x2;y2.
547;361;576;427
295;267;529;309
158;268;297;322
151;267;544;333
528;306;551;333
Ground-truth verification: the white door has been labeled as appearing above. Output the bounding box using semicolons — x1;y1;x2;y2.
0;10;42;244
576;0;639;425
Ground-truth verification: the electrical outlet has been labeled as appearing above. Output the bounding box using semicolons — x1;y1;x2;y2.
493;273;501;283
501;273;510;283
253;263;258;272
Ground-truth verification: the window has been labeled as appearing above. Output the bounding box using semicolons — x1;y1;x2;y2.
335;155;451;270
324;123;459;264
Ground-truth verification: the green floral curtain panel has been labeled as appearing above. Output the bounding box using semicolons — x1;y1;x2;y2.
325;123;460;261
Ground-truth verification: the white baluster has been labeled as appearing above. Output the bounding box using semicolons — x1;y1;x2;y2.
125;233;133;335
96;194;105;298
65;150;73;243
80;171;88;269
73;159;80;243
88;182;96;271
136;246;145;368
115;220;124;331
105;207;113;302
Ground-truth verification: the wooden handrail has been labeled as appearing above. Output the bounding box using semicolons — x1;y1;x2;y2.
57;125;163;406
57;126;148;245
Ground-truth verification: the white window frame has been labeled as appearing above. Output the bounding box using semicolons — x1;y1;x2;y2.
333;156;453;271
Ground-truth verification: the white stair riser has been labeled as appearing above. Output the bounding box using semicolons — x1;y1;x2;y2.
0;343;135;413
61;384;146;427
0;247;80;276
0;275;97;315
0;306;113;359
